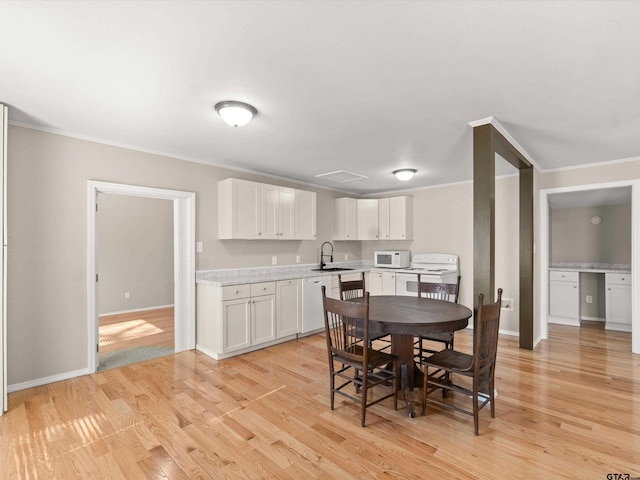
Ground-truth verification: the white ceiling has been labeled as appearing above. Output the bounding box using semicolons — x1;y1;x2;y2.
1;1;639;195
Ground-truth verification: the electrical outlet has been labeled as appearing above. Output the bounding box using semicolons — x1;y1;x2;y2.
296;255;300;263
272;256;277;265
344;254;349;261
586;295;593;304
124;292;130;299
501;297;514;311
196;241;203;253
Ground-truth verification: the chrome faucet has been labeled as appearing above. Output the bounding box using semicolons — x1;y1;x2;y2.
320;241;334;269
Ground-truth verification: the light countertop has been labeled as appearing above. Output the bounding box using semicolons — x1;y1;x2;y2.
549;263;631;274
196;261;375;286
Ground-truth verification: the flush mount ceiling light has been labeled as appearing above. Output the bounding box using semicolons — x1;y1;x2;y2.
393;169;417;181
214;101;257;127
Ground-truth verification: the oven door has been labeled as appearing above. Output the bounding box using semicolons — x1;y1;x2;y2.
395;272;445;296
395;273;419;296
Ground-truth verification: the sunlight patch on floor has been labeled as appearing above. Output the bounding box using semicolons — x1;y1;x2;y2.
99;319;164;346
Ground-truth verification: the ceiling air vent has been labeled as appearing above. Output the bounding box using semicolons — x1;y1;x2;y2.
315;170;369;183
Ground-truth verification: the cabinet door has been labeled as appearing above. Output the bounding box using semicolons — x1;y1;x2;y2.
276;279;301;337
294;189;316;240
606;284;632;327
357;199;379;240
221;298;251;352
334;198;357;240
382;272;396;295
251;294;276;345
218;178;261;239
367;272;383;296
278;187;295;239
389;196;413;240
549;280;579;318
260;183;280;239
378;198;390;240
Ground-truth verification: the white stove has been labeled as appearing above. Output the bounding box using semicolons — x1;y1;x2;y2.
395;253;459;296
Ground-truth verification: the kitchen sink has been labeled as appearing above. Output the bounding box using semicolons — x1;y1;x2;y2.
310;267;354;272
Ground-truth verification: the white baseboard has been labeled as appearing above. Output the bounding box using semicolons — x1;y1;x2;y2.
8;368;90;393
548;316;580;327
99;304;174;317
580;316;605;322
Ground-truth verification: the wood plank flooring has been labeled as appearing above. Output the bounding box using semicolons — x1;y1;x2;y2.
99;307;174;354
1;323;639;478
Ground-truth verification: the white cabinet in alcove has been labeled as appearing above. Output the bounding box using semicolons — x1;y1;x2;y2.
549;271;580;325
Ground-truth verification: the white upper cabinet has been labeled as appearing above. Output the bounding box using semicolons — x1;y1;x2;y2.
388;196;413;240
218;178;261;239
335;195;413;241
334;197;358;240
357;199;379;240
378;197;391;240
261;184;294;239
219;178;315;240
294;189;316;240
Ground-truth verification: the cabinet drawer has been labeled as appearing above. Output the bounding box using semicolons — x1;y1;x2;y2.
251;281;276;296
549;271;579;282
221;284;251;301
606;273;631;285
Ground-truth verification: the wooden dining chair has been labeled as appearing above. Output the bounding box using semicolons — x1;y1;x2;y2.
338;273;391;351
321;286;398;427
415;275;461;362
421;288;502;435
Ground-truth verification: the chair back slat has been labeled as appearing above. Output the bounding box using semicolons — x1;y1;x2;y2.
417;275;460;304
473;289;503;371
338;272;366;300
322;286;370;363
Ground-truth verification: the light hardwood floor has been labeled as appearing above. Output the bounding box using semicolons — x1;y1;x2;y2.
1;323;639;478
99;307;174;354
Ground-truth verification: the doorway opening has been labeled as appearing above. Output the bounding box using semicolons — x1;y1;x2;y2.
96;194;175;371
539;180;640;354
87;181;195;373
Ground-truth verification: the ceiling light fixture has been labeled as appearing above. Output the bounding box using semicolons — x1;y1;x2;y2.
214;101;257;127
393;168;417;181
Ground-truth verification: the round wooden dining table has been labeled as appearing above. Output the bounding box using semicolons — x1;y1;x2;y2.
357;295;473;417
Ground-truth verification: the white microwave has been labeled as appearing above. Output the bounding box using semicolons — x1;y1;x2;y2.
374;250;410;269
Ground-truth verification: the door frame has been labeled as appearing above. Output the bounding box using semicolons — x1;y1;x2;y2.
538;179;640;354
87;181;195;372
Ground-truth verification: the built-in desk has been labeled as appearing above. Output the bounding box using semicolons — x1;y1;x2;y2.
548;263;631;332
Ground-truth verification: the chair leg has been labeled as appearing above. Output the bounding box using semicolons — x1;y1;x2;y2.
489;367;496;418
330;369;335;410
393;362;399;411
360;370;368;427
472;377;479;436
420;365;427;416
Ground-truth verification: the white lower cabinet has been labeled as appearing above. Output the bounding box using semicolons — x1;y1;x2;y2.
367;270;396;295
549;271;580;325
197;280;300;359
605;273;632;332
276;279;302;338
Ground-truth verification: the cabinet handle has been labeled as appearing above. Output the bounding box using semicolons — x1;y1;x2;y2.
236;290;240;294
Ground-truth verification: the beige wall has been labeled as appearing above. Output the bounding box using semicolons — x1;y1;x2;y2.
362;174;522;333
550;204;631;264
8;123;640;386
97;194;174;314
7;125;357;386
